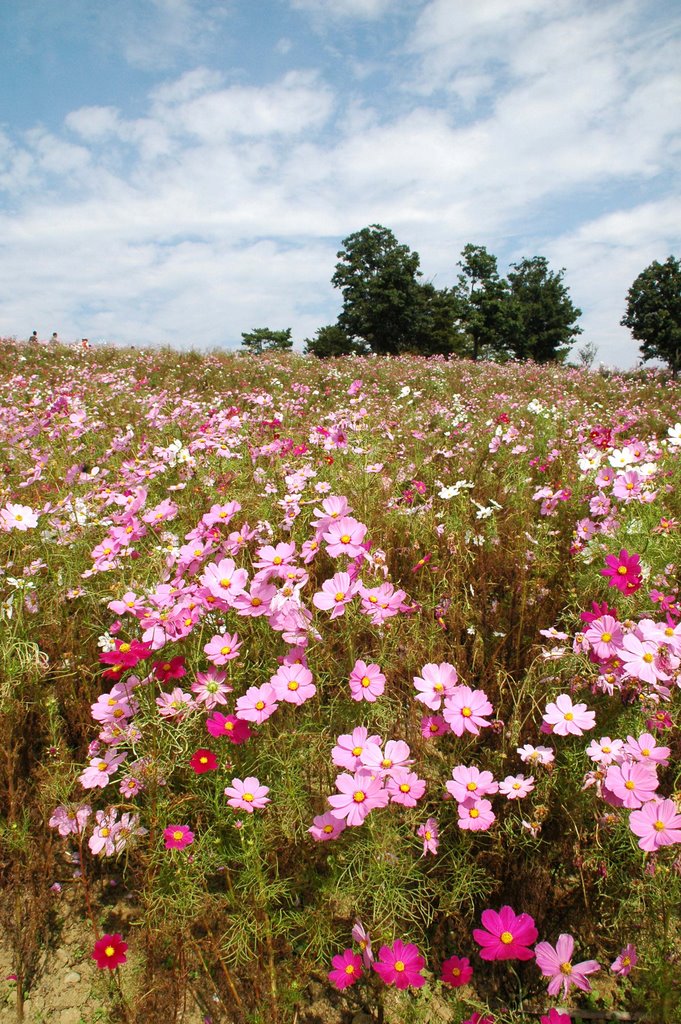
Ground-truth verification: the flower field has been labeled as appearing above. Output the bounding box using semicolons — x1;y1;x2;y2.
1;338;680;1024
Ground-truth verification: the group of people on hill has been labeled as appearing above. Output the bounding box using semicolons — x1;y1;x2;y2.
29;331;89;348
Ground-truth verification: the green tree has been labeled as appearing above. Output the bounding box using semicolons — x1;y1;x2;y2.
240;327;293;355
452;244;516;361
621;256;681;375
408;283;463;356
303;324;367;358
508;256;582;362
332;225;423;354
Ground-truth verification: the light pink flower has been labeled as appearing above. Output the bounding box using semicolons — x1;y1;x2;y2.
224;776;270;813
312;572;357;618
586;737;623;765
348;660;385;702
499;774;535;799
331;727;382;771
360;739;413;777
269;663;316;705
446;765;498;803
413;662;458;710
203;632;242;665
235;683;279;724
308;811;346;842
604;762;659;809
327;770;389;826
583;615;624;661
620;633;669;685
386;768;426;807
0;503;39;531
535;933;600;997
323;516;367;558
629;798;681;851
542;694;595;736
622;732;670;767
443;686;493;736
611;943;637;977
458;798;495;831
417;817;439;856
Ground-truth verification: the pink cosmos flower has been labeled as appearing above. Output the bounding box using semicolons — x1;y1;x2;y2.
611;943;637;976
79;750;127;790
359;582;407;623
312;571;357;618
499;774;535;799
328;948;363;990
48;805;92;837
443;686;493;736
473;906;538;961
586;737;623;765
372;939;425;989
308;811;347;842
623;732;670;767
629;798;681;851
205;712;251;744
542;694;596;736
620;633;669;685
386;768;426;807
447;765;499;803
421;714;448;738
517;744;555;766
601;549;642;595
417;817;439;856
458;798;495;832
323;516;368;558
224;776;270;813
200;558;249;602
203;632;242;665
604;762;658;809
360;739;413;777
413;662;459;710
331;727;382;771
348;660;385;702
232;582;276;617
440;954;473;987
0;503;39;531
163;825;194;850
235;683;279;724
156;687;195;719
191;668;232;709
583;615;624;660
269;663;316;705
327;769;389;826
352;919;373;966
535;933;600;996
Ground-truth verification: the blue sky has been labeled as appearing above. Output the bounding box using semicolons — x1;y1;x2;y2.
1;0;679;366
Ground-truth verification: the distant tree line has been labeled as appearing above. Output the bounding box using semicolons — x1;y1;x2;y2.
239;225;680;370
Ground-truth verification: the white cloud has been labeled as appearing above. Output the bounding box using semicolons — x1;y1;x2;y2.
290;0;394;19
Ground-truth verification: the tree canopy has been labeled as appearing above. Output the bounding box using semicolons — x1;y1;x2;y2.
621;256;681;375
507;256;582;363
240;327;293;355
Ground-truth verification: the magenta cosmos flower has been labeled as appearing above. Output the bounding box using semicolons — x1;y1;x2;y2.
373;939;425;989
629;798;681;851
224;777;270;813
92;933;128;970
473;906;538;961
535;934;600;996
601;549;642;595
542;694;595;736
327;770;389;826
163;825;195;850
541;1012;572;1024
205;712;251;744
328;948;363;990
440;954;473;987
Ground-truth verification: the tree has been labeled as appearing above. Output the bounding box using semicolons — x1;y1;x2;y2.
303;324;367;359
452;244;516;361
240;327;293;355
507;256;582;363
408;283;463;356
332;225;423;354
621;256;681;375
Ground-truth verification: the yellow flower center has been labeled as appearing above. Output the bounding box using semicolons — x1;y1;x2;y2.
323;824;333;833
273;556;282;565
199;756;208;764
602;746;611;753
98;762;108;771
560;962;573;975
466;781;477;791
243;793;253;802
288;680;299;691
394;961;405;972
361;676;371;688
564;712;574;721
625;781;635;790
335;592;346;602
653;820;665;832
344;964;355;975
340;534;351;544
500;932;513;944
352;746;362;756
424;831;432;840
641;748;650;756
172;830;184;841
451;966;461;976
220;646;232;656
399;783;411;793
381;759;392;768
251;597;262;607
119;643;131;653
469;808;479;819
601;632;612;643
353;791;365;803
105;946;115;957
617;565;628;575
255;701;265;710
643;653;654;663
461;707;472;717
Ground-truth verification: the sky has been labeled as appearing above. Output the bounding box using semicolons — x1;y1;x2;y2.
0;0;679;366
